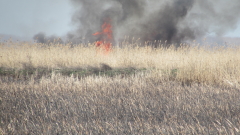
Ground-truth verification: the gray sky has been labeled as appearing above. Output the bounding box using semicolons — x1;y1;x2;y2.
0;0;239;41
0;0;74;40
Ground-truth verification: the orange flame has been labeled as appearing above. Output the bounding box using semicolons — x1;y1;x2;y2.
93;19;113;54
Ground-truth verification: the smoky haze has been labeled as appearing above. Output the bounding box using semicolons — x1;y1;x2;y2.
33;33;63;44
34;0;240;46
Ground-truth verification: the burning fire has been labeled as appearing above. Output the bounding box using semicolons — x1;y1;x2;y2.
93;19;113;54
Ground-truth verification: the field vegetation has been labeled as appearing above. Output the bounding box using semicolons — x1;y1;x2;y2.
1;40;240;134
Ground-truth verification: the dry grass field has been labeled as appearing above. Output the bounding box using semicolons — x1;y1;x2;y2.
1;41;240;134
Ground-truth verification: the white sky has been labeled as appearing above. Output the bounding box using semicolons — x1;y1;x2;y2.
0;0;239;41
225;26;240;37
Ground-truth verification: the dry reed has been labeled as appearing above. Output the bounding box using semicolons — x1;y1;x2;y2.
1;41;240;134
0;41;239;86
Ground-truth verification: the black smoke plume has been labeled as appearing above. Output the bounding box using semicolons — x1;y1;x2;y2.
33;0;240;47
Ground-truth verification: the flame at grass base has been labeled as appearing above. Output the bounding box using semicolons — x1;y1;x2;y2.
93;19;113;54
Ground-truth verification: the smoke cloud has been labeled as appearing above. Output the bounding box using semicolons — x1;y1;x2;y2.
33;0;240;47
33;32;63;44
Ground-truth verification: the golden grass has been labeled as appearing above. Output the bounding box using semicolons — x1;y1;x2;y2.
1;73;240;134
0;41;240;86
1;41;240;134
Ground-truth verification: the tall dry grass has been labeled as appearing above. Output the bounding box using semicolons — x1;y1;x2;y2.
1;41;240;134
1;73;240;134
0;41;240;86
